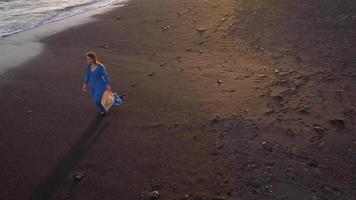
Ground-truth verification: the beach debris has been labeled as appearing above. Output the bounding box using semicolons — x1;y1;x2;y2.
313;124;328;133
116;16;122;20
177;12;184;16
72;172;85;181
217;79;224;84
103;45;111;49
329;118;345;129
161;25;170;31
149;191;160;199
199;50;204;55
148;72;156;77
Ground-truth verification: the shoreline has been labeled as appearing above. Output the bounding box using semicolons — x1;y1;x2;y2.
0;2;127;75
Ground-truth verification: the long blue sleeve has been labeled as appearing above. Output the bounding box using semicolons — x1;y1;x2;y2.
84;67;90;84
100;65;110;86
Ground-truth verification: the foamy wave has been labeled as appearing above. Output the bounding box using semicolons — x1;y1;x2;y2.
0;0;126;38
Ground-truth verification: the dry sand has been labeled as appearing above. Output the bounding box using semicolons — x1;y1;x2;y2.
0;0;355;199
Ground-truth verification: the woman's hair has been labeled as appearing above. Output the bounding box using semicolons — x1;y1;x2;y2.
86;51;100;65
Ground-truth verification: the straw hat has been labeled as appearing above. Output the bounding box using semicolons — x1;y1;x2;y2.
101;90;115;111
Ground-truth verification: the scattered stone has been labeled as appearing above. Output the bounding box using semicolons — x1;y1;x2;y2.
212;116;221;123
262;141;273;153
72;172;85;181
150;191;160;199
308;160;319;168
343;108;354;117
216;144;224;150
177;12;184;16
210;149;220;156
184;194;190;199
255;74;268;79
271;52;282;59
285;128;295;136
217;79;224;84
131;82;139;88
196;28;207;33
321;185;343;197
329;118;345;129
104;45;111;49
318;141;326;149
155;19;163;23
176;56;182;62
313;124;328;133
148;72;156;77
161;25;170;31
116;16;122;20
272;95;283;104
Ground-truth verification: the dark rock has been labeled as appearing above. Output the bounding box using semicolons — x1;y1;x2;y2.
272;95;283;104
217;79;224;84
149;191;160;200
161;25;170;31
148;72;156;77
72;172;85;181
313;124;328;133
212;116;221;123
262;141;273;153
329;118;345;129
210;149;220;156
196;28;207;33
308;160;319;168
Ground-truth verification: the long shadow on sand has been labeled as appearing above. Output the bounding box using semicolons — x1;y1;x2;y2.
31;114;107;200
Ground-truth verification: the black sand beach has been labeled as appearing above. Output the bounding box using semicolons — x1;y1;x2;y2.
0;0;355;199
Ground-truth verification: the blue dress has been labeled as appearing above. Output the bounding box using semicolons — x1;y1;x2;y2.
84;64;122;112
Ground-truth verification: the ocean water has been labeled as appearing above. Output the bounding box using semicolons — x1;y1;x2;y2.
0;0;124;38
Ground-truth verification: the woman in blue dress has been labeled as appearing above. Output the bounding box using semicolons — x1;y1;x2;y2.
82;52;122;115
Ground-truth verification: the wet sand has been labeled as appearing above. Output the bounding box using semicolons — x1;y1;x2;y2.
0;0;355;199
